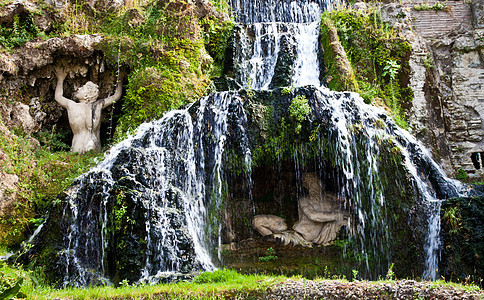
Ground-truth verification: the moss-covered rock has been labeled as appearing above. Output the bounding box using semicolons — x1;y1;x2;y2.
441;195;484;286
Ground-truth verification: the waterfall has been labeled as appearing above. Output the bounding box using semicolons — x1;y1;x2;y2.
232;0;326;89
27;0;467;286
228;0;462;280
48;93;251;286
309;88;464;279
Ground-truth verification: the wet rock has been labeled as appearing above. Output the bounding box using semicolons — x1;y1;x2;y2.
270;34;297;88
441;196;484;285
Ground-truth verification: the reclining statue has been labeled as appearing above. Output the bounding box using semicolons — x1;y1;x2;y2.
292;173;348;246
54;67;124;153
252;173;348;246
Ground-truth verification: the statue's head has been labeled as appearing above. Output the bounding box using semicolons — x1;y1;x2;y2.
75;81;99;103
303;173;323;194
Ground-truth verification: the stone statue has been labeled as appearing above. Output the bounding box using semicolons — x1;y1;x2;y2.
292;173;348;246
252;215;288;237
252;173;348;246
54;67;124;153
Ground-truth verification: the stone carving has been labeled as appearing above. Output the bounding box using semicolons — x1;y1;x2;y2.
252;215;288;237
252;173;348;246
292;173;348;246
54;67;124;153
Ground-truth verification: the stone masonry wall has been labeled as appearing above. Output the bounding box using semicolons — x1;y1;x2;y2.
386;0;484;179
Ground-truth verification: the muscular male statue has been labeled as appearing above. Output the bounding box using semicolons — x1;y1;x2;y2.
252;173;348;246
292;173;348;246
54;68;124;153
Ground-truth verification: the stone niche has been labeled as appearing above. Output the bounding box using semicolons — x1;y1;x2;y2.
0;33;122;149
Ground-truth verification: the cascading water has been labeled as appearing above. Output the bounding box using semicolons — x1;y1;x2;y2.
34;93;252;286
232;0;326;89
27;0;466;286
228;0;464;280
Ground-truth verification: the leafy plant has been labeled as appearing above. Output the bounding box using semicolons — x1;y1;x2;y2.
281;86;294;95
320;7;412;129
413;2;449;12
352;269;358;281
456;168;468;181
386;263;395;280
382;59;400;83
0;14;41;50
259;247;278;262
34;126;70;151
289;95;311;134
443;206;462;234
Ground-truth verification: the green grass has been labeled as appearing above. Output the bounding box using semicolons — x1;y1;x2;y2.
14;269;282;299
0;263;482;299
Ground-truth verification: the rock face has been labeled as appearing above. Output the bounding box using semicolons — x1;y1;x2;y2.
440;194;484;285
382;0;484;179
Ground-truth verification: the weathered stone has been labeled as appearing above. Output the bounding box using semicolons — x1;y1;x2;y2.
385;0;484;179
352;1;367;12
292;173;347;246
0;151;18;216
252;215;288;236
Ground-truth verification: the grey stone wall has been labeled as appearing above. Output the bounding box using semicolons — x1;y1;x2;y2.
384;0;484;179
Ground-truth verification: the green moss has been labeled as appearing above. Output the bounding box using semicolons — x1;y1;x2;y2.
319;16;360;92
320;7;412;128
200;17;234;77
441;197;484;286
0;116;99;246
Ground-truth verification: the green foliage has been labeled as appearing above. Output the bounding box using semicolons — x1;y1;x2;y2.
320;7;412;129
258;247;278;262
34;126;70;151
382;59;400;82
193;269;240;284
0;117;99;246
456;168;468;181
319;16;359;92
422;53;434;69
413;2;449;11
0;278;23;300
443;206;462;235
441;197;484;286
352;269;358;281
386;263;395;280
98;3;216;138
200;17;234;77
0;14;41;50
289;95;311;134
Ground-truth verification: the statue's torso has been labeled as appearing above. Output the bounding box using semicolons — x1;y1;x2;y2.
67;102;103;153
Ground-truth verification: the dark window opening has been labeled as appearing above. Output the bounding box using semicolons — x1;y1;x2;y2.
470;152;484;170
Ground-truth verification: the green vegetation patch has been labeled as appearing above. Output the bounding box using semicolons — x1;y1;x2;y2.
21;269;280;299
0;116;99;246
441;197;484;287
320;7;412;129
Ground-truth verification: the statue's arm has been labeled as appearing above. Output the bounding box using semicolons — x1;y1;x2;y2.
102;72;125;109
54;68;73;108
301;200;346;222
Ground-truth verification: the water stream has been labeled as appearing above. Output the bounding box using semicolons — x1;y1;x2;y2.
28;0;465;285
